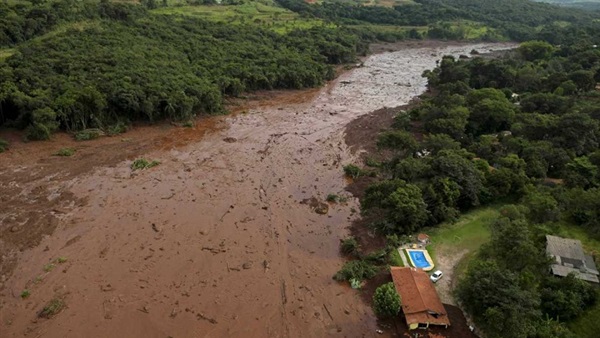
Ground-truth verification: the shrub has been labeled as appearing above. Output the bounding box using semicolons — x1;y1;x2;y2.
373;282;401;318
75;129;104;141
26;123;54;141
334;260;377;282
326;194;339;202
0;139;8;152
26;108;59;140
107;121;129;135
364;249;389;264
343;164;364;178
39;298;65;318
131;158;160;170
55;148;75;157
21;290;31;299
365;157;381;167
340;237;359;256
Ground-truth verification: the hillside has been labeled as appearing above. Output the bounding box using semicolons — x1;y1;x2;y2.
532;0;600;10
1;0;599;142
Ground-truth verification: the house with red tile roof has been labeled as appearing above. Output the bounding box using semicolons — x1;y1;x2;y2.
390;267;450;330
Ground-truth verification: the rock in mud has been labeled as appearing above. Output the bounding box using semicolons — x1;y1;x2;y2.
223;137;237;143
301;197;329;215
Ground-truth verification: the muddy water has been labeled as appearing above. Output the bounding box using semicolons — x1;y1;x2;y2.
0;42;515;337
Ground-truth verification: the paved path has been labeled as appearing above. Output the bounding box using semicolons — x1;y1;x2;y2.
397;248;409;267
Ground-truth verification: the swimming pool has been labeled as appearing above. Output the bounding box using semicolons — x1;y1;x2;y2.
405;249;434;271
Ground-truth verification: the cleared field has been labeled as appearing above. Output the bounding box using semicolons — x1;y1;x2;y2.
151;3;328;33
426;206;499;262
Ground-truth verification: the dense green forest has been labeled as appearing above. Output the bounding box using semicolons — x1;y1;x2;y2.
534;0;600;10
1;0;599;141
341;40;600;337
0;0;365;140
277;0;600;41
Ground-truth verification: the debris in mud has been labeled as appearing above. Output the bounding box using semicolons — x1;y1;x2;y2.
161;192;175;200
301;197;329;215
201;246;226;254
242;262;252;269
38;297;66;318
100;284;114;292
151;223;161;232
223;137;237;143
63;235;81;248
197;313;218;324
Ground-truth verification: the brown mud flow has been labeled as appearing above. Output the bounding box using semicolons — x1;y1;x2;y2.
0;42;515;338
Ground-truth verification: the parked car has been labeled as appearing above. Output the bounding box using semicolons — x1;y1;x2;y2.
430;270;443;283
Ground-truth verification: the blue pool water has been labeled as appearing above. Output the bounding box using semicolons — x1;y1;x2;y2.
408;250;432;269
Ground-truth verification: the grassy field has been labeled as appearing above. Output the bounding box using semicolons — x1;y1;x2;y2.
151;2;328;33
425;206;500;264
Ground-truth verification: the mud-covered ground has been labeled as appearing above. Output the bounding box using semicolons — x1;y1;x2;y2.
0;41;515;337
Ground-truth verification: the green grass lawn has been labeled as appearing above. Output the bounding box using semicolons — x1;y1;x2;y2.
389;248;405;267
425;206;500;264
151;3;328;33
447;20;505;41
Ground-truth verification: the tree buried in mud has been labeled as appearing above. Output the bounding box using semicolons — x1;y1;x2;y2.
131;158;160;170
333;260;377;284
39;297;66;318
373;282;401;319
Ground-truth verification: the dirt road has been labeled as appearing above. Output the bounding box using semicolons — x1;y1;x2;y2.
0;42;515;337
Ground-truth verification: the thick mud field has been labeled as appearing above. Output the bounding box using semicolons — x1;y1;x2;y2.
0;42;515;337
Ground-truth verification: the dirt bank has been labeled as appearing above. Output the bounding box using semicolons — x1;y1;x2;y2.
0;42;516;337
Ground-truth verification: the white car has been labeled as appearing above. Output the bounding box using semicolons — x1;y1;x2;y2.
430;270;443;283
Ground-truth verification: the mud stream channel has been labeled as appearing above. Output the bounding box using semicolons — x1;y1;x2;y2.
0;42;515;337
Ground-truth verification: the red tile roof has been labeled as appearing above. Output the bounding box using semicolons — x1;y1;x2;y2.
390;267;450;327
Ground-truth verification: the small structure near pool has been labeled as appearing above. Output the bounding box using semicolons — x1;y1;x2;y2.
406;248;435;271
417;233;430;245
391;267;450;330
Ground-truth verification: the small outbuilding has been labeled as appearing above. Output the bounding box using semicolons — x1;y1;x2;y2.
390;267;450;330
417;233;430;245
